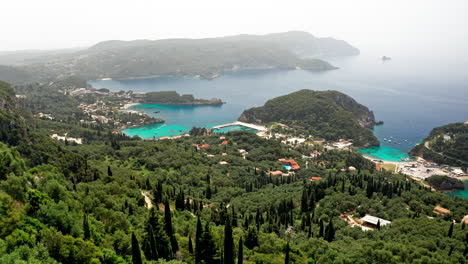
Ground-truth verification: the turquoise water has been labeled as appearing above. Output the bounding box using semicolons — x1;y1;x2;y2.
212;125;258;134
89;54;468;160
359;146;409;162
447;181;468;199
284;165;292;170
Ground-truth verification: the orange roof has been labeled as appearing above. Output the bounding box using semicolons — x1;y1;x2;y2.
376;164;381;171
310;177;322;181
269;171;283;176
199;144;210;149
433;206;451;215
278;159;300;170
221;140;228;145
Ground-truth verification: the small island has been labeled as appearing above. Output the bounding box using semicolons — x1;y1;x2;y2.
140;91;224;105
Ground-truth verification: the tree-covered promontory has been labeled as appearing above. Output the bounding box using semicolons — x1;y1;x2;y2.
238;89;379;147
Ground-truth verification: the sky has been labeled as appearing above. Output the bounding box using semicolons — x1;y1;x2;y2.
2;0;468;56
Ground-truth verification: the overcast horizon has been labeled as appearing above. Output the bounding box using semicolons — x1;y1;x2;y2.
2;0;468;57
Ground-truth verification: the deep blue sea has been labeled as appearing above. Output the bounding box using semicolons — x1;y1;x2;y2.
89;54;468;162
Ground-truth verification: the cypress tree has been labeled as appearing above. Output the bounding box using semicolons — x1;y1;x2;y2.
237;237;243;264
164;200;179;252
148;226;158;260
107;165;112;177
188;235;193;254
462;221;466;230
206;184;212;199
284;241;290;264
195;216;203;263
83;213;90;240
448;222;454;238
376;220;381;230
319;219;324;238
325;219;335;242
131;232;143;264
224;215;234;264
200;222;217;264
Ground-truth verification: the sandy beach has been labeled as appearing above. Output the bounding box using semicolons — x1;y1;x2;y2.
121;102;140;110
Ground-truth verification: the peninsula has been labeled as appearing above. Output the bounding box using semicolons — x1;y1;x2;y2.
238;89;379;147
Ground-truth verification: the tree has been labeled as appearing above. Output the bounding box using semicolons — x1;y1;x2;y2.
447;222;454;238
147;226;158;260
83;214;90;240
164;200;178;253
107;166;113;177
244;226;258;249
284;241;290;264
199;222;217;264
188;235;193;254
319;219;324;238
224;215;234;264
237;237;243;264
325;218;335;242
131;232;143;264
195;216;203;263
376;220;381;230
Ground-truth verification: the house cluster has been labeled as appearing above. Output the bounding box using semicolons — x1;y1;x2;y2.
69;88;110;96
35;112;54;120
79;101;111;114
303;150;322;159
329;139;353;150
401;157;468;180
90;115;110;124
50;133;82;144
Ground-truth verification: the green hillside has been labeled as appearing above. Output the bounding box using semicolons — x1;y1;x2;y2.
239;89;379;147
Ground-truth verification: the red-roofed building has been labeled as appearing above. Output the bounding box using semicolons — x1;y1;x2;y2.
310;177;322;181
376;164;381;171
279;159;300;171
199;144;210;150
221;140;228;145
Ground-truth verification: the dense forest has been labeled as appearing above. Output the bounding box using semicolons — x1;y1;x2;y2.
238;90;379;147
0;80;467;263
410;122;468;167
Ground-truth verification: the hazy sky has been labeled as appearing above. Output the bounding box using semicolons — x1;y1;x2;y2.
2;0;468;55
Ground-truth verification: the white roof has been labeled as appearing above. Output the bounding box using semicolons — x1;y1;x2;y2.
361;215;391;226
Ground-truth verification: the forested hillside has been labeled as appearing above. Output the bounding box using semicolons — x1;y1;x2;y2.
0;80;467;264
239;89;379;147
0;31;359;83
410;122;468;167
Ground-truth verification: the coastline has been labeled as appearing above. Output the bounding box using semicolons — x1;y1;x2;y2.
91;64;338;83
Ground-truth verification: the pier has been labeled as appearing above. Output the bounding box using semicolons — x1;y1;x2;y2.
211;121;267;132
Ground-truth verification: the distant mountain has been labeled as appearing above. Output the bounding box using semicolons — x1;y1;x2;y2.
0;48;82;66
410;122;468;167
238;89;378;147
0;31;359;83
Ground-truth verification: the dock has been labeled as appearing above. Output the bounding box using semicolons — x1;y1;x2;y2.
211;121;267;132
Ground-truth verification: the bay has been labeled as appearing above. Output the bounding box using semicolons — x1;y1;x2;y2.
88;53;468;161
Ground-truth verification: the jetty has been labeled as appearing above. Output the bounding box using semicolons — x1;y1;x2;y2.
212;121;267;132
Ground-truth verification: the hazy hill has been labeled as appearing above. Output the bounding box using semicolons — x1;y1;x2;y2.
0;31;359;82
238;89;379;147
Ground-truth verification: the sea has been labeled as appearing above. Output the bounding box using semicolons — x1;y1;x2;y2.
89;53;468;198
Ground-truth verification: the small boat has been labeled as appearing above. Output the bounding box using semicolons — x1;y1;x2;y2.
154;111;160;113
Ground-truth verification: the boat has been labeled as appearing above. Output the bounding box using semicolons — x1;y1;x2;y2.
154;111;160;113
